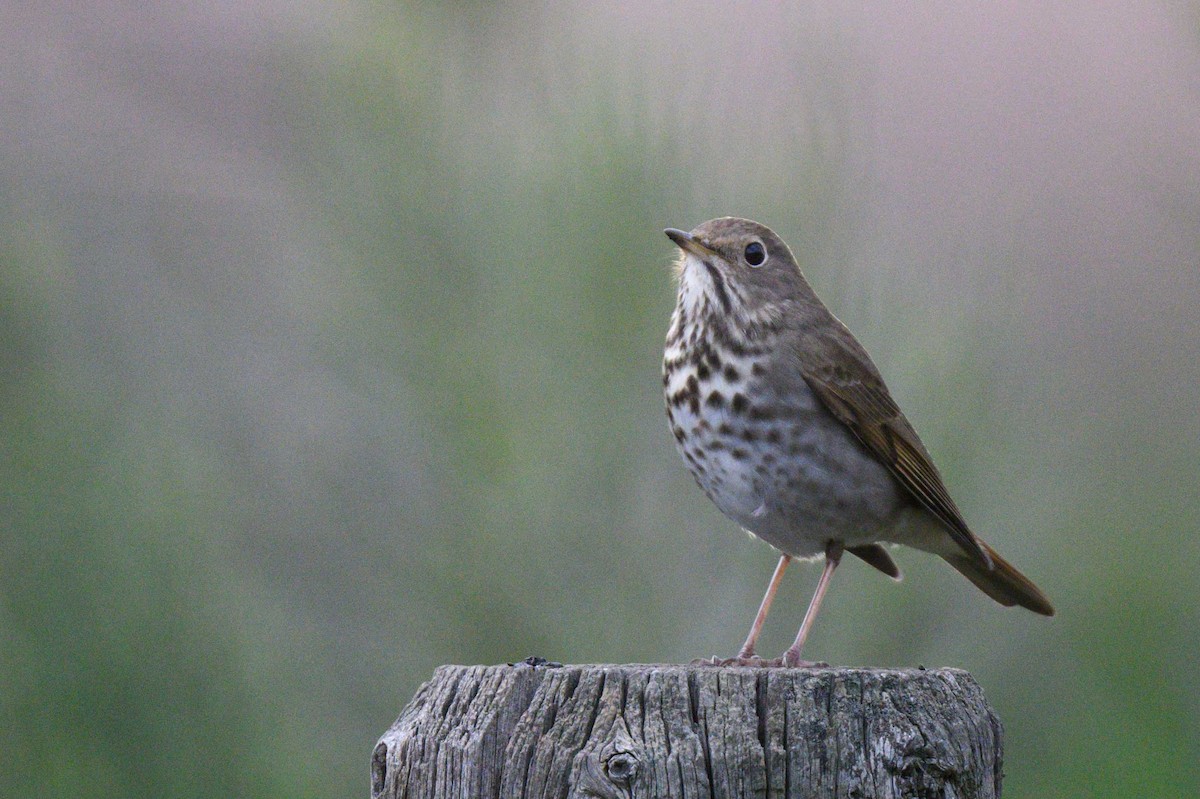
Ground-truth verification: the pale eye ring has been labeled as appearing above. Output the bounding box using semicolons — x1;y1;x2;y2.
744;241;767;267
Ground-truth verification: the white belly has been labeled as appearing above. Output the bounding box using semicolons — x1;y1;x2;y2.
667;354;915;559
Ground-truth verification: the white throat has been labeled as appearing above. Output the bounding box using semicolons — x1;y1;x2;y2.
675;253;716;318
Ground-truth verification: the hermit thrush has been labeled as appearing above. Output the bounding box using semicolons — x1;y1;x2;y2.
663;217;1053;667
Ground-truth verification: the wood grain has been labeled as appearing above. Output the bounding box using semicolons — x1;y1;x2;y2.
373;662;1003;799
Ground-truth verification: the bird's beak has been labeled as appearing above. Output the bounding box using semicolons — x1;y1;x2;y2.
664;228;718;259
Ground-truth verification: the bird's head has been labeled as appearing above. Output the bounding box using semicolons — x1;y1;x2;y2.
664;217;812;330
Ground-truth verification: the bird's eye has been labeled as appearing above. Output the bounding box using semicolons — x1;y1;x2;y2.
744;241;767;267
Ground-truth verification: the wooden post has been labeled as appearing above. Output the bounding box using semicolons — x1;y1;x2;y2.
373;662;1004;799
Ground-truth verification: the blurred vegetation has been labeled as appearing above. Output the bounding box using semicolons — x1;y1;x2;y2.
2;3;1199;797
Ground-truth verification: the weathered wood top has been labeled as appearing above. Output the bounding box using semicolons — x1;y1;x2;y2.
373;662;1003;799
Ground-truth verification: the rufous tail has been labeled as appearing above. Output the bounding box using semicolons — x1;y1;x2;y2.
942;540;1054;616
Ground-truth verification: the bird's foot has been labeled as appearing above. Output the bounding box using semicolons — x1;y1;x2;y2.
780;651;829;668
691;654;781;667
690;653;828;668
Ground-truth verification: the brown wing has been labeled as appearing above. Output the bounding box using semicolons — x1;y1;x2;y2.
800;338;993;568
847;544;902;579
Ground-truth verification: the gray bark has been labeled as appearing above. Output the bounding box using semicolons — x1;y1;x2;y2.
373;662;1003;799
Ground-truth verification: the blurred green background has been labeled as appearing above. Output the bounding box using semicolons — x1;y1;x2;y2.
2;2;1199;797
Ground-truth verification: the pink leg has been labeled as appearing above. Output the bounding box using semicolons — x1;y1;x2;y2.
781;541;844;666
736;554;791;659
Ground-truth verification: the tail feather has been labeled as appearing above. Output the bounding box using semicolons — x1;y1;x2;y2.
943;540;1054;616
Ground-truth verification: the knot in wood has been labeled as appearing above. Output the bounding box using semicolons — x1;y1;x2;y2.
604;751;637;782
570;718;642;799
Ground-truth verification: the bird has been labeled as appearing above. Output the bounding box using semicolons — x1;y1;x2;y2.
662;217;1053;666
